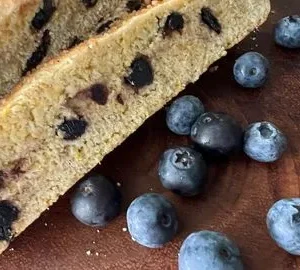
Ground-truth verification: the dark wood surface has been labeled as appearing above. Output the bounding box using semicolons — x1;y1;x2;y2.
1;1;300;269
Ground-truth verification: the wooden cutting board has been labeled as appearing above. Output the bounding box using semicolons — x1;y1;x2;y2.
0;0;300;269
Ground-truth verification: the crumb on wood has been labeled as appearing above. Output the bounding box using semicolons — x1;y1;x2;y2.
92;241;96;244
96;229;100;233
9;248;14;251
86;250;92;256
116;182;121;187
122;227;127;232
95;252;99;256
209;65;219;73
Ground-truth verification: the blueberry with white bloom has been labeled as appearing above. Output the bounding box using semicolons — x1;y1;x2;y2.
267;198;300;255
275;15;300;49
243;121;287;162
179;230;244;270
233;52;269;88
166;95;205;135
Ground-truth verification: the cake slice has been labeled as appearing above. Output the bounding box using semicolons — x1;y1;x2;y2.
0;0;149;95
0;0;270;254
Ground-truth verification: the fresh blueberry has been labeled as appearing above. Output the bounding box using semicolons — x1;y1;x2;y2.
275;15;300;49
191;112;243;157
126;193;178;248
233;52;269;88
71;175;121;227
158;147;207;196
267;198;300;255
243;121;287;162
179;231;244;270
166;95;205;135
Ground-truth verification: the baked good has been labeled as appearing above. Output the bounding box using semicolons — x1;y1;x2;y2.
0;0;149;95
0;0;270;254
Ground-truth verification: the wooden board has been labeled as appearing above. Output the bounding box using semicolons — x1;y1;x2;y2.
1;0;300;269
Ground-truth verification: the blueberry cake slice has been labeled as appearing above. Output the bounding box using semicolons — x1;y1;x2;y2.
0;0;149;95
0;0;270;253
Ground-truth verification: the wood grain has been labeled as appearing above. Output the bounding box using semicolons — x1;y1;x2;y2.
1;0;300;269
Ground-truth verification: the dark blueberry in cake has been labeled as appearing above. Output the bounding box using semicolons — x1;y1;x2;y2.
191;112;243;157
127;0;142;12
89;84;109;105
158;147;207;196
23;30;51;75
116;94;124;105
201;7;222;34
126;193;178;248
164;12;184;36
71;175;121;227
0;201;19;242
82;0;98;8
125;56;154;89
31;0;56;30
96;20;114;34
68;36;83;49
57;118;88;140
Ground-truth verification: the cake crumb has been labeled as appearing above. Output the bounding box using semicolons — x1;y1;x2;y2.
95;252;99;256
92;241;96;244
86;250;92;256
209;65;219;73
149;188;153;191
116;182;121;187
122;227;127;232
9;248;14;251
271;10;275;14
44;222;48;227
96;229;100;233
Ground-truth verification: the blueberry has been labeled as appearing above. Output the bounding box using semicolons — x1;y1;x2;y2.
275;15;300;49
23;30;51;75
82;0;98;8
243;121;287;163
71;175;121;227
125;56;153;89
179;231;244;270
126;193;178;248
158;147;207;196
126;0;142;12
0;201;19;241
31;0;56;30
166;95;205;135
267;198;300;255
201;7;222;34
164;12;185;36
233;52;269;88
191;112;243;157
57;118;88;141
